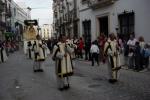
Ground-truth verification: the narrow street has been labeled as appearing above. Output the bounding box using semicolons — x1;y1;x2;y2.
0;50;150;100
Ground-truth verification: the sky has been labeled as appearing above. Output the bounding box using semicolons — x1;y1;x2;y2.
14;0;53;26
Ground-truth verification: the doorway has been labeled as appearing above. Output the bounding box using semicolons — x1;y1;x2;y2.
99;16;108;37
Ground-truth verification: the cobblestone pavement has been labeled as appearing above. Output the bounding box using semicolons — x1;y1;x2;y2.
0;50;150;100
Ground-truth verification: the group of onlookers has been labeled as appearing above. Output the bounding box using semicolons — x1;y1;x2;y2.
124;35;150;71
0;40;19;63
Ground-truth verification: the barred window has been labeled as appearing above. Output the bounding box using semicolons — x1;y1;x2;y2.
119;12;134;35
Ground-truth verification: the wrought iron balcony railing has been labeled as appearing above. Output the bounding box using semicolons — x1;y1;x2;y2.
88;0;118;9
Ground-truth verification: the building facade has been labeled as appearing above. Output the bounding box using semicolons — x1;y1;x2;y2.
0;0;12;41
0;0;6;40
41;24;52;40
79;0;150;42
0;0;31;41
52;0;80;38
11;0;31;41
53;0;150;42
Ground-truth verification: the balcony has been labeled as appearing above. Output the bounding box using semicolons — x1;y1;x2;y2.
88;0;118;10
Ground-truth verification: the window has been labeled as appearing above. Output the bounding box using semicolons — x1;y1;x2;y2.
119;12;134;35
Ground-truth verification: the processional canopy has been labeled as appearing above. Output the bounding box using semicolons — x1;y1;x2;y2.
24;20;38;40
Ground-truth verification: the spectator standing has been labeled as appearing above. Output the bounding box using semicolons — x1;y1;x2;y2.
99;33;106;63
127;34;137;69
134;42;143;71
138;36;145;69
78;37;84;58
141;44;150;71
84;38;91;60
90;41;100;66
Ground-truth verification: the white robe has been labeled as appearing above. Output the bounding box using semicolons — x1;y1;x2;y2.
66;39;76;59
104;39;121;80
33;40;45;61
42;43;49;58
52;42;74;78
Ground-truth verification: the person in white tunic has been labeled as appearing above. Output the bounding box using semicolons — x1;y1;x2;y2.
52;35;74;91
33;35;46;72
66;38;76;59
104;33;121;83
42;40;49;58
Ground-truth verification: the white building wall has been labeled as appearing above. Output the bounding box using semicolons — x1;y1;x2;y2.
11;0;31;41
79;9;91;35
92;6;113;38
79;0;150;42
115;0;150;42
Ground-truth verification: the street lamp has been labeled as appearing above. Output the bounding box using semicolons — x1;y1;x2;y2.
27;7;32;11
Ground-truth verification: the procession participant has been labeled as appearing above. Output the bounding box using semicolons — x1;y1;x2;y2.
47;39;52;54
0;42;8;63
33;35;45;72
27;41;32;59
104;33;121;83
32;41;38;60
52;35;74;91
42;40;49;58
66;37;76;59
